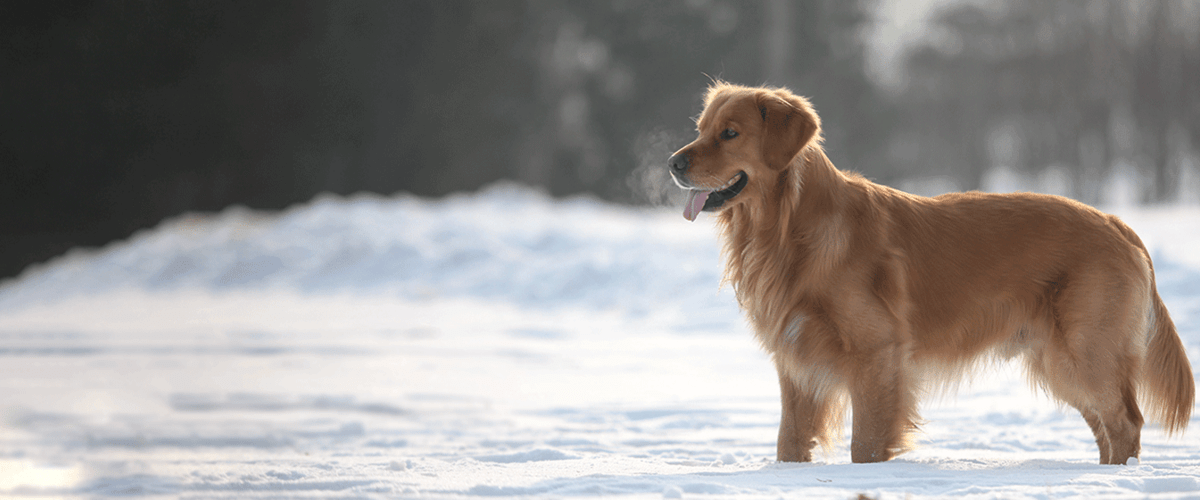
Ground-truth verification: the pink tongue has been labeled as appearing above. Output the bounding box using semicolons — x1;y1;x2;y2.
683;189;711;221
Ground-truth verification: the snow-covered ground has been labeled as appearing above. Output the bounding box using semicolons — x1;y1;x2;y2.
1;183;1199;499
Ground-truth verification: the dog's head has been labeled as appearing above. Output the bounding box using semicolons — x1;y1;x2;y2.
668;83;821;221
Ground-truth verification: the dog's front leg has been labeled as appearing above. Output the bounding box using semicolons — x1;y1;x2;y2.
776;368;838;462
848;343;917;463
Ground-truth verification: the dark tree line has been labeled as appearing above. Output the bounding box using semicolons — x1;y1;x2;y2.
7;1;1194;281
889;1;1200;204
1;0;885;280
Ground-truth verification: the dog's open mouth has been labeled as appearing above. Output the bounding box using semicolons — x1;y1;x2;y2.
682;171;748;221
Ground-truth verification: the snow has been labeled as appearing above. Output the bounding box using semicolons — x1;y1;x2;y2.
1;182;1199;499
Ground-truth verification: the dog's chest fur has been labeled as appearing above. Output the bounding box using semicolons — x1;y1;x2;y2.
718;200;863;357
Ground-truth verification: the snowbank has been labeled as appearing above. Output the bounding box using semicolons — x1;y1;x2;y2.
2;184;727;311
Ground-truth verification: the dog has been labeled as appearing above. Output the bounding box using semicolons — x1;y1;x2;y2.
667;82;1194;464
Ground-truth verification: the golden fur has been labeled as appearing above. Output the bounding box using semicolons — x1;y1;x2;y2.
668;82;1194;464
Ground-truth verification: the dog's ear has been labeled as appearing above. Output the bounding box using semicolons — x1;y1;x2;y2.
756;90;821;170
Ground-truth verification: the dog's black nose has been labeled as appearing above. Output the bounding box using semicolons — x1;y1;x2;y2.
668;153;689;174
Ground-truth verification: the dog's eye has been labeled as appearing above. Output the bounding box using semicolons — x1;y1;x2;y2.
720;128;738;140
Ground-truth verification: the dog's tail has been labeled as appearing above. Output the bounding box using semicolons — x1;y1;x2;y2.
1111;216;1194;434
1142;287;1194;435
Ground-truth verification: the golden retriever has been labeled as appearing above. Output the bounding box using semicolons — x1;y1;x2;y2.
667;82;1194;464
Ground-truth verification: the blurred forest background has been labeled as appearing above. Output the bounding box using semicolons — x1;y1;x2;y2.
2;0;1199;280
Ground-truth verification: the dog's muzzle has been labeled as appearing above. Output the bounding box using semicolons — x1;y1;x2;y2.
667;152;747;221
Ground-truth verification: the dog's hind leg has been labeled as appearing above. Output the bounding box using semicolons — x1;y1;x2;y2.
1103;381;1144;464
1027;265;1149;464
1079;408;1111;464
1027;340;1144;464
